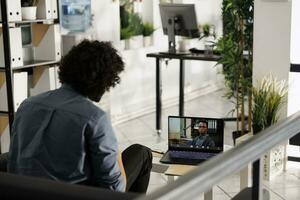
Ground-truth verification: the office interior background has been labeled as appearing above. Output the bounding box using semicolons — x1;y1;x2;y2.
0;0;300;199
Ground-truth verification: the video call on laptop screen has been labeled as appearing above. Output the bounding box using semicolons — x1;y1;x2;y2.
168;116;224;152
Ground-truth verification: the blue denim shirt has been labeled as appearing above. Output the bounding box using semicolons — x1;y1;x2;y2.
8;84;125;191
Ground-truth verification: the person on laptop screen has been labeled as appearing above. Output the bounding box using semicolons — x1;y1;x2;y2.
187;120;215;148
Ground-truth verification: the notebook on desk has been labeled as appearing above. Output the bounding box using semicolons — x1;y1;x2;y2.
160;116;224;165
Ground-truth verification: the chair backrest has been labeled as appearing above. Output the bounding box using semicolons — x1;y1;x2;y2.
0;172;139;200
0;153;8;172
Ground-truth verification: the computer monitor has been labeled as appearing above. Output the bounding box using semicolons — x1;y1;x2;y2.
159;4;200;54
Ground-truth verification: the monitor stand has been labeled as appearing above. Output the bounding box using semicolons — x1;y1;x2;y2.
160;16;190;56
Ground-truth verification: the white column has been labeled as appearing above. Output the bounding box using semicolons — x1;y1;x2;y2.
253;0;292;178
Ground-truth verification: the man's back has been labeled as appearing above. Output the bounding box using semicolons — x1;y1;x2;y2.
8;84;125;190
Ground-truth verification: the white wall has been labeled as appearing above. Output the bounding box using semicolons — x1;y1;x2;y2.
290;0;300;64
253;0;292;120
288;0;300;116
91;0;224;124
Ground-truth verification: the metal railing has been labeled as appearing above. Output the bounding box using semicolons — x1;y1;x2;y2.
138;111;300;200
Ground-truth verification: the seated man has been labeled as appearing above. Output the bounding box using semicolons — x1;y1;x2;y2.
8;40;152;193
187;120;215;148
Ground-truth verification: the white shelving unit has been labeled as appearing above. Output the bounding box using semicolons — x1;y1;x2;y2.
0;0;61;153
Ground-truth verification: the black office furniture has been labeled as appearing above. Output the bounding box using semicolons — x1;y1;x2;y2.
146;51;220;134
0;172;138;200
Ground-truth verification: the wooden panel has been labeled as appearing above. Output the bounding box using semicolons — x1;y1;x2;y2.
0;115;8;136
32;66;46;86
165;164;197;176
32;24;50;47
0;73;5;87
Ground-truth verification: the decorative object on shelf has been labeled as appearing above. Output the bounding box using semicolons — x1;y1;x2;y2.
127;12;143;49
177;37;190;52
0;0;22;22
252;74;288;180
216;0;254;140
0;28;24;68
142;22;155;47
120;0;144;50
21;0;39;20
61;0;91;32
198;24;216;56
36;0;58;20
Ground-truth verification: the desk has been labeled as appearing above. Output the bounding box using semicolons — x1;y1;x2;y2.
151;145;231;199
146;52;220;133
151;152;213;200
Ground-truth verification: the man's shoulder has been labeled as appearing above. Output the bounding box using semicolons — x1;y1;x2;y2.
21;89;105;120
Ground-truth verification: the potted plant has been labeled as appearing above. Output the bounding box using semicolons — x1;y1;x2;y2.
252;74;288;180
21;0;39;20
127;12;144;49
198;23;216;55
119;1;144;49
252;75;288;134
120;27;133;50
216;0;254;144
142;22;155;47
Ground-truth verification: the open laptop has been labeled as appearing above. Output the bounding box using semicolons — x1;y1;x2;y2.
160;116;224;165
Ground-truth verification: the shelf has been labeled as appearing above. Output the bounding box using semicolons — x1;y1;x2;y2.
1;19;56;25
12;60;59;71
0;111;9;115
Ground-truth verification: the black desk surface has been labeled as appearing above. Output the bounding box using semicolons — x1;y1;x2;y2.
147;52;221;62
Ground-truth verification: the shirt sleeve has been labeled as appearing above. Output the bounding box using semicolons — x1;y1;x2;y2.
85;113;125;192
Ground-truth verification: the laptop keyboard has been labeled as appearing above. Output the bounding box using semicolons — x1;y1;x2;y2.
169;150;216;160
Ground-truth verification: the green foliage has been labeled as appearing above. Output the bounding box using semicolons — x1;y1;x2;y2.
143;22;155;37
120;0;134;13
252;75;288;133
202;24;211;36
199;24;216;41
128;13;143;36
120;5;144;39
217;0;254;133
120;5;130;29
121;27;133;40
21;0;39;7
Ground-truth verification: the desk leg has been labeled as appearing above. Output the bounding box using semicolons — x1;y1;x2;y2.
240;164;251;190
179;59;185;116
156;58;162;134
204;189;213;200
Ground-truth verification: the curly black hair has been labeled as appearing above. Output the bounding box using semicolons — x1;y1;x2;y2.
58;40;124;102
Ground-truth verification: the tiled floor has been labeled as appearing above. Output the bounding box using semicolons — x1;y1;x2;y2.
113;89;300;199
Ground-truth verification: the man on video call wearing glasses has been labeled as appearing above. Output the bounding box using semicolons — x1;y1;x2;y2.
187;120;215;148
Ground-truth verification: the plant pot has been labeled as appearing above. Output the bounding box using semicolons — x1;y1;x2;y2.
119;40;126;51
128;35;143;49
177;39;190;52
232;130;249;146
143;36;153;47
204;39;214;56
21;6;37;20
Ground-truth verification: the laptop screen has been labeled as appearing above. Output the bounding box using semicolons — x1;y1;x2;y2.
168;116;224;152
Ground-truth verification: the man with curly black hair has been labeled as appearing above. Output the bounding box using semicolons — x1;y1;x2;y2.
7;40;152;193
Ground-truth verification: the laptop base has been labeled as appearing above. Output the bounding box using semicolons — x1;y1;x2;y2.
160;151;204;165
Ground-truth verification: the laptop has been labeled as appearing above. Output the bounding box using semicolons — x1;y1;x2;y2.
160;116;224;165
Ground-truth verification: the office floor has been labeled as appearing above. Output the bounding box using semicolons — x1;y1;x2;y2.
113;89;300;200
